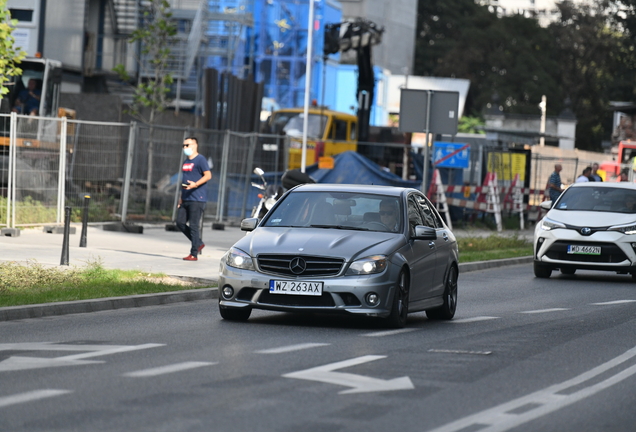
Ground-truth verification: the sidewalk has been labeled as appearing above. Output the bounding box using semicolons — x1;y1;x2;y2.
0;224;534;321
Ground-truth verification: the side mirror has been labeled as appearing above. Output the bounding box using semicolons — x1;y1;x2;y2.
540;201;553;210
253;167;265;177
413;225;437;240
240;218;259;232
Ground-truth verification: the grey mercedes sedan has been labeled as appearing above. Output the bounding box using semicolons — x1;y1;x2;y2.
218;184;459;328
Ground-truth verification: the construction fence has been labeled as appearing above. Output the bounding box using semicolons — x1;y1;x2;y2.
0;112;625;230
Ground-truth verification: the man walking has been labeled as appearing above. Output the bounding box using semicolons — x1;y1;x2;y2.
547;164;563;202
177;136;212;261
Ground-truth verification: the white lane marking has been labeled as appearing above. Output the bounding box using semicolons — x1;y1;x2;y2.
591;300;636;305
428;349;492;356
519;308;570;314
0;343;165;372
0;390;72;408
427;345;636;432
124;361;216;377
283;355;414;394
450;316;500;324
255;343;330;354
362;328;417;337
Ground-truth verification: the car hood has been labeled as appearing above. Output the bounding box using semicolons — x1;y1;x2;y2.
546;210;636;227
234;227;405;261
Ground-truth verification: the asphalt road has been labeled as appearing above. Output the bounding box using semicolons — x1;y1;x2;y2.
2;264;636;432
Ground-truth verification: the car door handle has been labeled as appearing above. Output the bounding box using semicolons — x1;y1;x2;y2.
428;241;435;249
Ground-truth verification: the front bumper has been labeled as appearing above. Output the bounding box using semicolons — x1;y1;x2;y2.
218;262;399;317
534;228;636;273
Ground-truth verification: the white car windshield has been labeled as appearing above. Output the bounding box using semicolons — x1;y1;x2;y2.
263;191;403;233
554;187;636;213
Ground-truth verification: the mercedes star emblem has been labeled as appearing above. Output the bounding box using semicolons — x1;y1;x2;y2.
289;257;307;275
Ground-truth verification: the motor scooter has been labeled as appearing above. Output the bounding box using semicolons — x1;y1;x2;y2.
251;167;285;219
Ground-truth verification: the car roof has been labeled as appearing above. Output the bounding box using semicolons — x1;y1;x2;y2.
291;183;419;197
567;182;636;190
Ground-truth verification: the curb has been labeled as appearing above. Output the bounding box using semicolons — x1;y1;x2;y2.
0;257;534;322
0;287;219;322
459;256;533;273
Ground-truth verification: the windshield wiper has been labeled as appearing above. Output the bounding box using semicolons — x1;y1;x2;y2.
309;225;370;231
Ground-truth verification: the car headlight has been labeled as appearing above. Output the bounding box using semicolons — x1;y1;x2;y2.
540;217;566;231
609;223;636;235
346;255;388;275
224;247;255;270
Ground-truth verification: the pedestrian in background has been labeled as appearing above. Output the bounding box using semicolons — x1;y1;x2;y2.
547;164;563;202
177;136;212;261
576;167;592;183
591;163;603;182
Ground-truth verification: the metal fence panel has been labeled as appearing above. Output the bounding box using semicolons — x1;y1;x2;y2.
11;115;63;227
65;120;131;223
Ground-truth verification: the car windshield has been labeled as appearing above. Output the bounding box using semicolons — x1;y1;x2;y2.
262;191;403;233
554;187;636;213
270;112;327;139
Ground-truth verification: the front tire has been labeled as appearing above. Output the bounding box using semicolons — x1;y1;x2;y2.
534;262;552;278
219;306;252;321
386;269;409;328
426;265;458;320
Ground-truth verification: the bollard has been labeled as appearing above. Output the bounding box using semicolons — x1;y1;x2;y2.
60;206;71;266
79;195;90;247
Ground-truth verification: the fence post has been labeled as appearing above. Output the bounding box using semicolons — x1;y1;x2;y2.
7;113;16;228
120;121;137;223
57;116;68;224
216;131;230;222
241;133;257;219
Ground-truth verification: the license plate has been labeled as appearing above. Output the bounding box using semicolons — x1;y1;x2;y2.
269;280;323;296
567;245;601;255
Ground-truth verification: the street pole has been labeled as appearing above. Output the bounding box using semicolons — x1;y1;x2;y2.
421;90;433;193
301;0;315;173
539;95;547;146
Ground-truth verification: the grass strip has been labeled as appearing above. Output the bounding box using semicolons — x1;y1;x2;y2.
0;259;214;308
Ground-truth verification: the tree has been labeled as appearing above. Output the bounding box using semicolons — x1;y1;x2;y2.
114;0;177;219
0;1;26;97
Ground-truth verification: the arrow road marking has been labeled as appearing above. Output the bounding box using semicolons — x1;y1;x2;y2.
0;342;165;372
0;390;72;409
283;355;414;394
427;345;636;432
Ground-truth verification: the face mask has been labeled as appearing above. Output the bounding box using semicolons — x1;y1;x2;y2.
183;148;193;156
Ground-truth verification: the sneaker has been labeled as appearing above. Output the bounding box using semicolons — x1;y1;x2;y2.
183;255;198;261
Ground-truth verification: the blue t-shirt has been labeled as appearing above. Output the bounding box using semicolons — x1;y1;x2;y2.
548;171;562;201
181;154;211;202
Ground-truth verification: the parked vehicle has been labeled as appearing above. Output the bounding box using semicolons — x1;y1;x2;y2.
219;183;459;328
534;182;636;279
251;167;285;219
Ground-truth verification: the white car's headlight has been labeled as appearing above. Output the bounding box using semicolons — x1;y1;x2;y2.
540;217;566;231
224;247;255;270
346;255;388;275
609;223;636;235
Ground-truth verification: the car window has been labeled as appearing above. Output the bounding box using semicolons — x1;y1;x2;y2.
263;191;403;232
554;187;636;213
415;194;441;228
407;197;424;236
333;120;348;141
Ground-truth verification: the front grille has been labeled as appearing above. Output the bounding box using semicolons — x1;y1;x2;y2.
257;254;344;277
258;290;336;307
545;241;628;263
